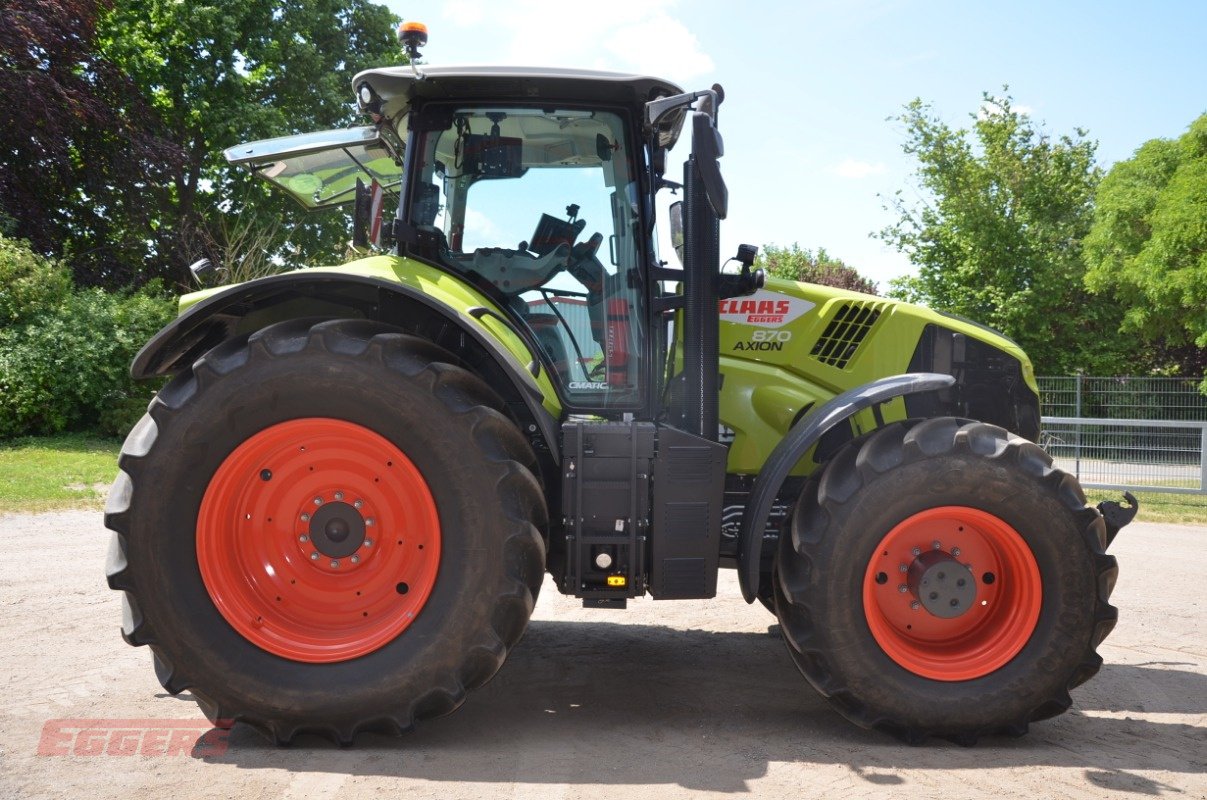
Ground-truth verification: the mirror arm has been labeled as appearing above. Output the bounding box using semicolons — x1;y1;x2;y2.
646;89;720;129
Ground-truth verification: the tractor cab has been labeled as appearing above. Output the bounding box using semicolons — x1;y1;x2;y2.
227;65;706;416
401;96;648;406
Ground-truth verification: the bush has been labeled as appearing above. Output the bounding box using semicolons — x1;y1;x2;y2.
0;237;174;439
0;235;72;325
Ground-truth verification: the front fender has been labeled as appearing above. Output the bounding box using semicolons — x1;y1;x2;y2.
737;372;956;602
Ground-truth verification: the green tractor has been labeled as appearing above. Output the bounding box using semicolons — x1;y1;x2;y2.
105;24;1133;745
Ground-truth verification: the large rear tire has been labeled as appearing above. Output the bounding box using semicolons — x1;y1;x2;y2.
774;417;1118;744
104;319;547;744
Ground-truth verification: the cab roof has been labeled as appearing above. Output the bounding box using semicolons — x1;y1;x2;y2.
352;65;687;147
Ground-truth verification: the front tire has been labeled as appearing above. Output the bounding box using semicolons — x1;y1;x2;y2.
104;319;547;743
774;417;1118;743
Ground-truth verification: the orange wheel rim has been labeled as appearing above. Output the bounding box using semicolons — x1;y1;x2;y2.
862;506;1041;681
196;418;441;663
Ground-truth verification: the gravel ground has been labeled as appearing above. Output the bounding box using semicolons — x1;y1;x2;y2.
0;510;1203;799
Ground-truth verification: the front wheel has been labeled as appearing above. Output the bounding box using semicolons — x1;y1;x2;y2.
104;319;547;743
774;418;1118;743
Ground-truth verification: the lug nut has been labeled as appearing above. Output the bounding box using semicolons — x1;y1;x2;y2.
898;584;908;593
300;513;310;522
330;560;340;568
932;540;942;550
299;535;309;543
334;491;344;501
951;547;962;557
354;500;363;509
911;547;921;556
898;564;908;573
910;601;921;611
310;552;319;560
350;555;360;564
365;518;375;527
314;497;323;506
363;539;373;548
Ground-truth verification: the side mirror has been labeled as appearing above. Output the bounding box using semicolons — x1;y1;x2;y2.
669;200;685;265
188;258;221;287
691;112;728;219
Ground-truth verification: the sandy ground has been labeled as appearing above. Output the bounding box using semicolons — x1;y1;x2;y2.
0;510;1203;800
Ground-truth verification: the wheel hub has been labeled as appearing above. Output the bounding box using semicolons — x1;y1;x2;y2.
196;418;441;663
308;501;365;558
862;506;1043;681
907;550;976;618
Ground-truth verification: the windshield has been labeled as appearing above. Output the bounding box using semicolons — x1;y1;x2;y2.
408;106;646;407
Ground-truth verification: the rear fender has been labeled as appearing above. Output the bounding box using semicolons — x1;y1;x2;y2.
131;272;561;463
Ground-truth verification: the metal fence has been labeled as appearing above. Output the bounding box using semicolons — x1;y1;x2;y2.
1037;375;1207;420
1038;376;1207;494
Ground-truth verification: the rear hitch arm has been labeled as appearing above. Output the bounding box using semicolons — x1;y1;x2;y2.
1096;491;1138;547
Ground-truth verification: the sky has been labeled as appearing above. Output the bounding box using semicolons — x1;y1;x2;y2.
380;0;1206;288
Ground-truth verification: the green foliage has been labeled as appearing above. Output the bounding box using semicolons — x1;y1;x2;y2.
90;0;403;288
0;0;181;288
0;0;402;291
879;91;1131;375
1084;114;1207;380
0;238;174;439
758;244;878;294
0;237;73;325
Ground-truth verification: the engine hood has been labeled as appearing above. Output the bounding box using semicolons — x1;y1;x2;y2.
718;277;1037;396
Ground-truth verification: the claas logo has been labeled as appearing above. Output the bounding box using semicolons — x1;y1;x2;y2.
717;290;815;328
718;298;791;321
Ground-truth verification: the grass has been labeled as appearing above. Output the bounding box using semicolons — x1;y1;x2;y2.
1083;487;1207;526
0;434;1204;525
0;434;121;514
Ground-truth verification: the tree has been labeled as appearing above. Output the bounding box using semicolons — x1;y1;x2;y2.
878;92;1131;375
0;0;182;286
91;0;402;288
1084;113;1207;379
0;1;402;290
758;243;878;294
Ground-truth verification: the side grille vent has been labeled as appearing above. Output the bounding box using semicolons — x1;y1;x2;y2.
811;302;882;368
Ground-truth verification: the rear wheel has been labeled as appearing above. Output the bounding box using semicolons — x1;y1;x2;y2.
104;319;547;743
774;418;1118;743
